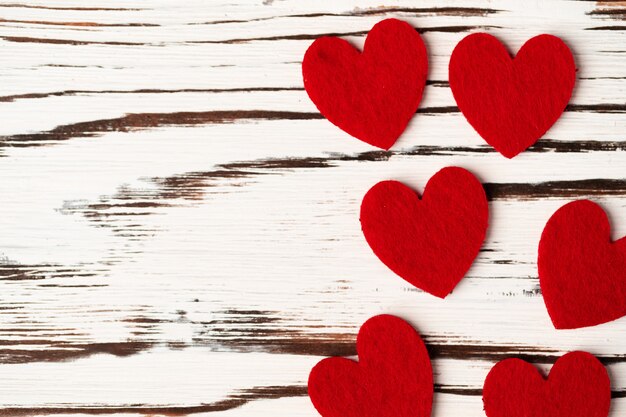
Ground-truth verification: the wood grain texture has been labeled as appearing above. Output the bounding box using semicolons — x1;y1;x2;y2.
0;0;624;416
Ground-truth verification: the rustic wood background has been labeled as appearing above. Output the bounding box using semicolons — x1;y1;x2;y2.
0;0;624;416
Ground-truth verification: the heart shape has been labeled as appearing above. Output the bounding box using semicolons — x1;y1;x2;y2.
308;314;432;417
360;167;488;298
483;351;611;417
449;33;576;158
302;18;428;150
538;200;626;329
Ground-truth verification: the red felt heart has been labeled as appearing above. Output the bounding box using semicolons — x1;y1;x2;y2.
302;18;428;150
538;200;626;329
483;351;611;417
308;314;432;417
449;33;576;158
360;167;488;298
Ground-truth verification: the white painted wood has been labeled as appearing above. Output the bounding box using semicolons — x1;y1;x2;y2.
0;0;624;416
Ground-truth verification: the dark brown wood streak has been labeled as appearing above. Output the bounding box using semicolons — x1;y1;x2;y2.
0;307;622;367
483;179;626;200
65;157;626;209
0;36;148;46
0;111;322;149
587;7;626;21
190;310;626;364
0;18;159;27
1;104;623;152
0;87;306;103
566;103;626;113
0;257;111;293
311;6;501;17
54;145;626;242
0;82;446;103
189;26;502;44
0;386;305;416
190;7;501;25
0;386;622;416
0;341;154;365
0;24;503;47
585;25;626;30
0;262;100;281
0;3;145;11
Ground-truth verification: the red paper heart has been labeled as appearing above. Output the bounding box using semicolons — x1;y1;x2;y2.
308;315;432;417
538;200;626;329
302;19;428;150
449;33;576;158
360;167;488;298
483;351;611;417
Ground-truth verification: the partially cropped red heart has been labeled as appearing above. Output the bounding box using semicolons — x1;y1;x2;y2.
302;18;428;150
449;33;576;158
308;315;432;417
538;200;626;329
483;351;611;417
360;167;488;298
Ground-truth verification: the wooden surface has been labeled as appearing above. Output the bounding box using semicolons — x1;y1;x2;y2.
0;0;624;416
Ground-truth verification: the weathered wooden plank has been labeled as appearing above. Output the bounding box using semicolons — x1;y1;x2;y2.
0;0;623;415
0;349;622;415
